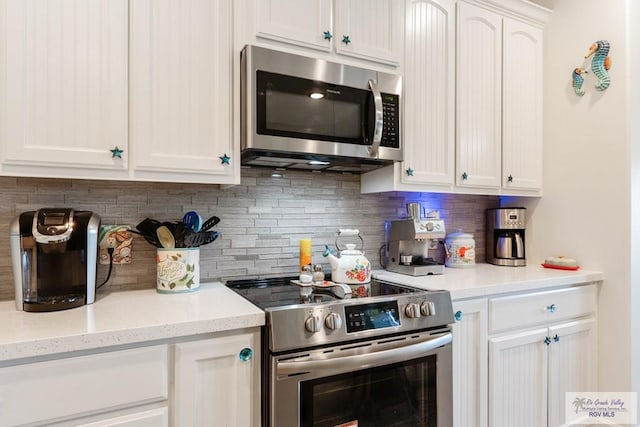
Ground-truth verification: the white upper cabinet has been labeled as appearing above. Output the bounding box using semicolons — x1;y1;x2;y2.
0;0;238;184
456;2;502;190
334;0;403;65
402;0;456;187
361;0;455;194
0;0;129;177
254;0;403;66
130;0;236;184
362;0;548;196
502;17;543;192
256;0;333;52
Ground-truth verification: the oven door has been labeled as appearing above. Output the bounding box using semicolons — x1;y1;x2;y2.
269;329;452;427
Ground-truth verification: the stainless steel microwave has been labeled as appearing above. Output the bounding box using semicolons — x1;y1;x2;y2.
241;45;403;173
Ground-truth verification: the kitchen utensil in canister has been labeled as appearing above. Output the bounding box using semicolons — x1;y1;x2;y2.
182;211;203;232
156;226;175;249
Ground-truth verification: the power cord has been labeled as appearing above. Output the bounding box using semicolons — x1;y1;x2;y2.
97;247;115;290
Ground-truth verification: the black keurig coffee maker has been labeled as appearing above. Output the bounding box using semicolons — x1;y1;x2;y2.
10;208;101;312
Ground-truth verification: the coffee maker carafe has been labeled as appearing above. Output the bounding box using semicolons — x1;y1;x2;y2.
10;208;101;312
486;207;526;266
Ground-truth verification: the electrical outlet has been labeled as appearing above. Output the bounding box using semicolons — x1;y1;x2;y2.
99;225;133;265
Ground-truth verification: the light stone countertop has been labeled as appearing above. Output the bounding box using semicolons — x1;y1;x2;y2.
0;264;604;364
373;263;604;300
0;282;264;363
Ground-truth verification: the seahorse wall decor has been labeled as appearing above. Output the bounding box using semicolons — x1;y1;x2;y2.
572;67;587;96
571;40;612;96
585;40;611;90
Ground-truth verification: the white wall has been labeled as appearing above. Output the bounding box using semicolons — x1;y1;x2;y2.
517;0;634;393
628;0;640;401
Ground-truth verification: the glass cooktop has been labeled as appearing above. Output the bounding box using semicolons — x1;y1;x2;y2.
225;276;418;310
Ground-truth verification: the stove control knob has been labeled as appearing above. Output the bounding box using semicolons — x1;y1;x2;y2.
324;312;343;330
420;301;436;316
404;303;421;318
305;314;322;333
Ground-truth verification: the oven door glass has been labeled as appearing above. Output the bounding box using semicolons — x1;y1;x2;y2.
299;354;437;427
256;71;375;145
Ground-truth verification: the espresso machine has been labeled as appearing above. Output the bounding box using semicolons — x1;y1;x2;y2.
10;208;101;312
384;203;446;275
486;207;526;266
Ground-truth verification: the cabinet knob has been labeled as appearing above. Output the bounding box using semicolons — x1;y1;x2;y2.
110;146;124;159
323;30;333;40
239;347;253;362
544;336;551;346
546;303;557;313
462;172;468;180
342;35;351;45
219;153;230;165
507;174;513;183
553;334;560;343
454;310;463;321
406;167;414;176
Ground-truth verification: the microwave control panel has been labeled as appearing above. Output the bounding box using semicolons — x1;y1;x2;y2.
381;94;400;148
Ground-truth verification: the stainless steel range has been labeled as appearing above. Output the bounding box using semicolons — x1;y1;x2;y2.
226;276;454;427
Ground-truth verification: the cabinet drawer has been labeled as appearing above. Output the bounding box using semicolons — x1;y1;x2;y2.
0;345;168;426
489;285;597;334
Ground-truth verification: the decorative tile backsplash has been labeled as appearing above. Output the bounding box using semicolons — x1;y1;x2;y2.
0;168;498;301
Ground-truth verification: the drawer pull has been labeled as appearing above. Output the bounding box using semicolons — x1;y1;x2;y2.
546;303;557;313
239;347;253;362
454;310;463;321
553;334;560;343
544;336;551;346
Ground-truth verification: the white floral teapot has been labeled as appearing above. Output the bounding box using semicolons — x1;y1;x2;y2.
323;229;371;284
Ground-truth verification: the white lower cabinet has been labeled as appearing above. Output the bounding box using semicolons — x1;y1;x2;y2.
0;329;260;427
53;407;169;427
488;286;598;427
0;345;169;426
452;284;598;427
173;330;261;427
452;298;488;427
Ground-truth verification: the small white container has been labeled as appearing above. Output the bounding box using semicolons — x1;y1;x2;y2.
444;230;475;268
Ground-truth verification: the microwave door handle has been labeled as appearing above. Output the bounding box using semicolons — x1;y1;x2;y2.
276;332;452;378
367;79;383;157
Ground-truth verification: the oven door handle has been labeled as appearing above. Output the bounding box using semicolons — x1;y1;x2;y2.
277;332;452;377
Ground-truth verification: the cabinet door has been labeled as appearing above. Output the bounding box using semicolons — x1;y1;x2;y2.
452;299;488;427
130;0;236;183
58;408;169;427
547;318;597;427
502;17;543;192
256;0;332;52
0;346;168;426
402;0;455;187
489;328;548;427
173;331;260;427
335;0;403;66
0;0;128;174
456;2;502;189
